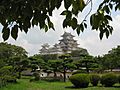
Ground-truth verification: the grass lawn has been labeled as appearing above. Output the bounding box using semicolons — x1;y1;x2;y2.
0;78;120;90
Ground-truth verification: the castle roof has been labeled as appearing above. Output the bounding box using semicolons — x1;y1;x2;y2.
61;32;74;37
40;32;81;55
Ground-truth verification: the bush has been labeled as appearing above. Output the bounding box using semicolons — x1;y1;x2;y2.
100;73;118;87
0;76;17;88
69;74;89;88
90;74;100;86
5;76;17;83
0;77;7;88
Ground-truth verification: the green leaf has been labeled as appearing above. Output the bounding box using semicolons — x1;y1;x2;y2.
76;25;80;35
63;19;67;28
90;14;100;30
72;1;79;15
23;26;28;33
109;3;113;10
61;10;68;15
115;4;120;11
105;29;109;38
99;32;104;40
104;0;109;3
103;5;110;14
71;17;77;30
11;25;18;40
64;0;72;9
76;24;84;35
78;0;85;11
32;17;38;27
80;24;84;32
84;23;87;28
2;27;10;41
66;11;72;20
44;24;48;32
39;21;45;29
105;15;112;21
55;0;62;9
47;16;54;30
108;26;113;34
90;14;95;26
60;10;71;16
48;21;55;30
22;4;33;18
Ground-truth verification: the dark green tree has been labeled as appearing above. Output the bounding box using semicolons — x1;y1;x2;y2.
71;48;88;57
75;55;94;73
102;46;120;71
48;60;61;77
28;54;44;71
10;56;29;79
59;54;76;82
41;54;58;62
0;0;119;40
95;46;120;72
0;42;28;78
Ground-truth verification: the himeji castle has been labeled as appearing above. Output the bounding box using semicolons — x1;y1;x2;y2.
39;32;88;55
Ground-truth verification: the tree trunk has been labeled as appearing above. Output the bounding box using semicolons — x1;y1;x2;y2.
47;72;50;77
85;62;89;73
110;68;113;72
18;71;21;79
63;67;66;82
53;71;57;77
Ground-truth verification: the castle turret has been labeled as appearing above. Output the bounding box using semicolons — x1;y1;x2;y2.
59;32;79;53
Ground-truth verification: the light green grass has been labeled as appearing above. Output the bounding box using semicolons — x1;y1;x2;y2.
0;79;120;90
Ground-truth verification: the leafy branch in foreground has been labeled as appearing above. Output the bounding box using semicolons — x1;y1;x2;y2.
0;0;119;40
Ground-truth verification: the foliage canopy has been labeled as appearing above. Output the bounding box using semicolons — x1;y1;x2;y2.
0;0;120;40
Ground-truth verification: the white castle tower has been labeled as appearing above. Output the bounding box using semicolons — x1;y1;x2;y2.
39;32;85;55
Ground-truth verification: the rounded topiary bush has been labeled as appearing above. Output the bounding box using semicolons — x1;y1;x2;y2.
100;73;118;87
69;74;89;88
90;74;100;86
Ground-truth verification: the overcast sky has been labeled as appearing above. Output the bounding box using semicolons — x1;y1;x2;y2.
0;0;120;56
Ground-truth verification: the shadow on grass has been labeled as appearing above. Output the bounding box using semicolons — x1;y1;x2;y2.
65;85;120;89
65;86;89;89
113;86;120;88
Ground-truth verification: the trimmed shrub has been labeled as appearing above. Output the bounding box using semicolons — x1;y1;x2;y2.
90;74;100;86
69;74;89;88
100;73;118;87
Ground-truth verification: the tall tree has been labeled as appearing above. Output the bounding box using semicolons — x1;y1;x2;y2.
48;60;61;77
0;0;119;40
0;42;28;79
0;42;27;60
70;48;89;59
102;46;120;71
75;55;94;73
59;54;76;82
